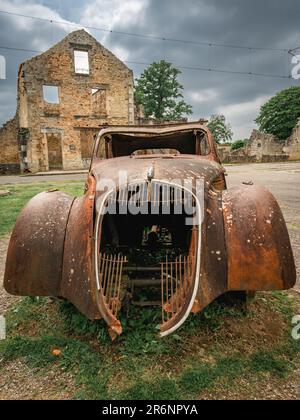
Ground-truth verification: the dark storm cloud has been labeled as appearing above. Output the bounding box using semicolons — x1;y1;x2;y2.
0;0;81;125
100;0;300;137
0;0;299;138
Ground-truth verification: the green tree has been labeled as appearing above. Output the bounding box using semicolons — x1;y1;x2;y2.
207;114;233;144
135;60;193;121
231;139;246;151
255;87;300;140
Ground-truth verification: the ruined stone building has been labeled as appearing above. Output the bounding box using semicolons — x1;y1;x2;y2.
244;130;287;162
0;30;134;173
220;121;300;164
284;119;300;161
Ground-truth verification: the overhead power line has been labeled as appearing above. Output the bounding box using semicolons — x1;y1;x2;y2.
0;9;295;81
289;47;300;57
0;45;40;54
0;9;291;53
0;44;292;80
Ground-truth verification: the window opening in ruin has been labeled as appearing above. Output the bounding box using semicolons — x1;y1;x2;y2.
47;133;63;170
43;85;59;104
92;88;107;115
74;50;89;74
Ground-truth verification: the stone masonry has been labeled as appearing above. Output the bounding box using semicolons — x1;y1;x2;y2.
0;30;134;173
220;125;300;164
244;129;286;162
284;119;300;161
0;117;19;173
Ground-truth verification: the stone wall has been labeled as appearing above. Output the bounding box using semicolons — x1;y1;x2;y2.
217;144;231;162
284;120;300;160
245;129;286;161
219;129;293;164
1;29;134;173
0;117;20;173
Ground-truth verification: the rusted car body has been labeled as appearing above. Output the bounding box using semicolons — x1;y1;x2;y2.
4;123;296;339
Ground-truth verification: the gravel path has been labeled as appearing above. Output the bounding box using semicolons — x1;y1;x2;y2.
0;361;76;400
0;237;19;314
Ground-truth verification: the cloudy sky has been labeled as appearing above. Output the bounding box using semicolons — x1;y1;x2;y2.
0;0;299;139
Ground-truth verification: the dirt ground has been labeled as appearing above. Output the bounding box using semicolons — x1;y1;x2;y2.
0;236;19;314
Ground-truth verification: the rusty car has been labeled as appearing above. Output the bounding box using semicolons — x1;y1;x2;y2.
4;122;296;339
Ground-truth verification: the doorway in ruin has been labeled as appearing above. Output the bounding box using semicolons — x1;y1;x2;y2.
47;133;63;170
80;129;98;168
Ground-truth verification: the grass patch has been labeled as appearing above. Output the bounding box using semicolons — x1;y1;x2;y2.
183;296;247;335
0;335;110;400
180;365;218;394
180;354;246;396
269;291;295;320
249;351;292;378
0;181;84;236
2;291;299;400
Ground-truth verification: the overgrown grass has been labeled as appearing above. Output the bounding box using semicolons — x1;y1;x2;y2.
1;291;299;400
0;181;84;236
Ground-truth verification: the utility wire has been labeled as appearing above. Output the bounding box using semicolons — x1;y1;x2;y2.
0;8;295;80
289;47;300;57
0;9;291;53
0;44;291;79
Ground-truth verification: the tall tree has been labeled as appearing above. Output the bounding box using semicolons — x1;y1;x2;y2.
207;114;233;144
135;60;192;121
255;87;300;140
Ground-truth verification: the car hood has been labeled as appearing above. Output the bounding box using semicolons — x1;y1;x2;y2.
91;155;224;195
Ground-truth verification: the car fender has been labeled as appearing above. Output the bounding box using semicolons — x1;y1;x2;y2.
222;185;296;291
4;191;74;296
60;175;101;320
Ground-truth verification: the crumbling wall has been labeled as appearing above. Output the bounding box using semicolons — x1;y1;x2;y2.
245;130;286;161
217;144;231;163
13;29;134;172
284;119;300;161
0;117;20;173
219;129;291;164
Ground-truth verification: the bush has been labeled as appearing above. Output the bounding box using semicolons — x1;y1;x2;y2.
231;140;246;151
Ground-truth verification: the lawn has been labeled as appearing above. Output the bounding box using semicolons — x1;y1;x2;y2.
0;181;84;237
1;291;300;400
0;180;300;400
